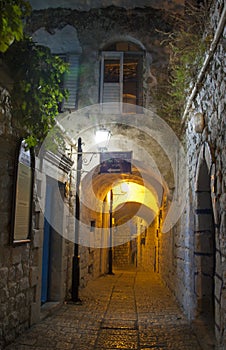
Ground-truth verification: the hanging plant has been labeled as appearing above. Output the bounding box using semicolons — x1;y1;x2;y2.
1;37;69;147
153;1;211;132
0;0;31;52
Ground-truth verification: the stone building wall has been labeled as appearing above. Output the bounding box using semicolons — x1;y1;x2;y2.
114;242;130;268
0;82;42;348
26;5;177;111
29;0;185;13
0;73;75;348
78;193;109;287
185;1;225;345
159;1;226;348
136;218;157;270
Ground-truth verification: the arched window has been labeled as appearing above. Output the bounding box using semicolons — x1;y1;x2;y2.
100;41;144;113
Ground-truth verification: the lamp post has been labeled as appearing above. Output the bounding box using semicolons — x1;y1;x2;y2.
71;129;111;301
71;137;82;302
96;126;114;274
108;189;114;274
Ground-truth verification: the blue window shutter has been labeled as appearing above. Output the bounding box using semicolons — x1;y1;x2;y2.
63;54;80;110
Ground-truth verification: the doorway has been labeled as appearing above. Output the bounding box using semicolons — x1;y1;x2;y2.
41;177;65;304
194;157;215;327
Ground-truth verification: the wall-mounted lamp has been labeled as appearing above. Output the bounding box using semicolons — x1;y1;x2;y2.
193;112;205;133
95;127;111;151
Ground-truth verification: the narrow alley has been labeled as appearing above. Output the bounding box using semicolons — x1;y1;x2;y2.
5;269;209;350
1;1;225;349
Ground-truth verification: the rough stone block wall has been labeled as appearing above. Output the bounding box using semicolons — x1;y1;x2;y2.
29;0;185;13
26;5;177;112
0;82;74;347
135;218;156;270
161;181;196;318
79;204;109;287
0;86;41;348
114;242;130;268
185;1;225;346
159;1;226;348
159;0;225;323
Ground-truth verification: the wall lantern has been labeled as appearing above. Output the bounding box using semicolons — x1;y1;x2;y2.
95;127;111;151
193;112;205;133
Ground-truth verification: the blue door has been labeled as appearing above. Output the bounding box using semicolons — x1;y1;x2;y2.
41;181;53;304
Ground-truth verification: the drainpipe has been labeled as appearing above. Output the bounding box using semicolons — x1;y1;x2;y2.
182;3;226;125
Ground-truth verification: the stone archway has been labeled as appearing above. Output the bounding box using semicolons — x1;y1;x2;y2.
194;143;215;328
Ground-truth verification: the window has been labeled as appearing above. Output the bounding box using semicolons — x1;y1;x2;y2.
100;42;144;113
32;26;81;112
11;139;34;244
62;54;80;111
90;220;96;232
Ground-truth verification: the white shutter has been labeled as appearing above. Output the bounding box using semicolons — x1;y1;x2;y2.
102;83;121;113
100;52;123;113
63;54;80;110
103;83;120;102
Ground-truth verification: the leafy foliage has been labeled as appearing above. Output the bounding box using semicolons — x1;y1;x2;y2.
166;29;207;115
2;38;69;147
153;2;210;130
0;0;31;52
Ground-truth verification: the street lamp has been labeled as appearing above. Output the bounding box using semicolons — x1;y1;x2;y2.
71;128;111;301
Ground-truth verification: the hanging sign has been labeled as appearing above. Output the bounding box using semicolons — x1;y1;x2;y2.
100;151;132;174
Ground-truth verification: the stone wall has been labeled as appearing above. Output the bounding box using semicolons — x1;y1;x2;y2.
26;5;177;110
185;0;225;344
29;0;185;13
113;217;157;270
159;0;226;348
0;83;41;348
0;78;75;348
78;198;109;287
136;218;157;270
114;242;130;268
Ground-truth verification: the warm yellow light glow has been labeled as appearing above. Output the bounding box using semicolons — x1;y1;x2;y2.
112;181;159;213
107;190;111;203
121;182;129;193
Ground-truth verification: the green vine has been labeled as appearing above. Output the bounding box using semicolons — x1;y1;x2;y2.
153;2;211;131
165;31;207;117
1;37;69;147
0;0;31;53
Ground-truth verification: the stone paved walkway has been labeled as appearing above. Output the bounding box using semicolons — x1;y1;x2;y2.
5;270;206;350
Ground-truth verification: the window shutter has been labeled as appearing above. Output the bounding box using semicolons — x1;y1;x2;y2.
100;48;144;114
63;54;80;110
100;52;123;113
103;83;120;102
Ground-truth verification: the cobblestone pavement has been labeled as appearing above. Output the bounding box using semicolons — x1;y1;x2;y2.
5;269;206;350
